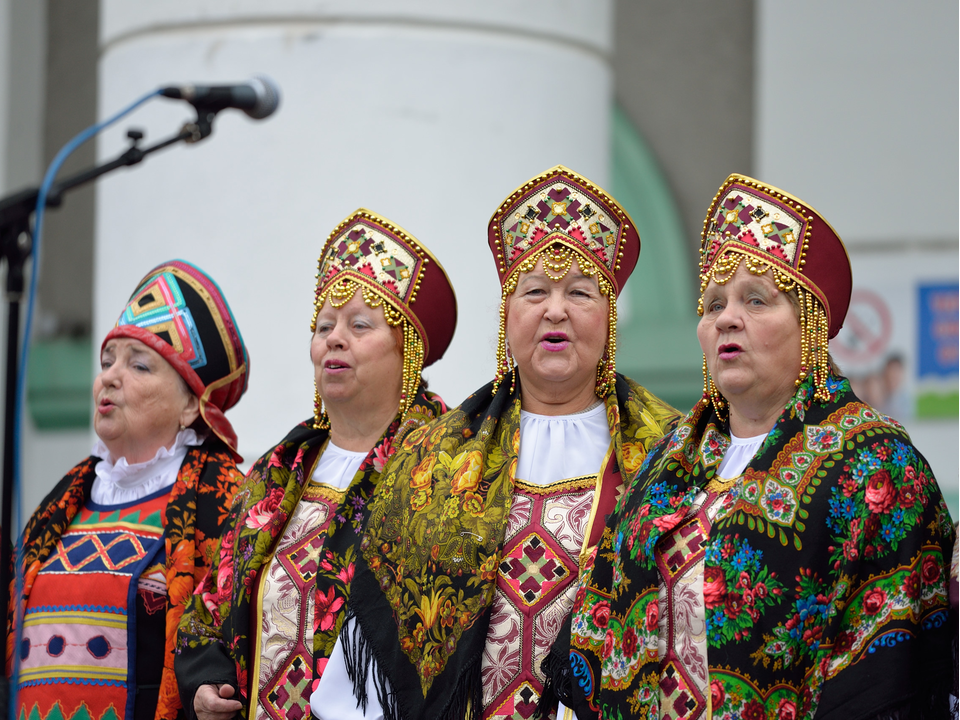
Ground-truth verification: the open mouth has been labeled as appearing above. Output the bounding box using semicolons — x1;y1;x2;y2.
324;360;350;370
540;332;570;352
98;398;115;413
718;343;742;359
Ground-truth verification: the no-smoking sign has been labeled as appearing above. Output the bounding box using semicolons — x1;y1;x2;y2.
833;288;893;366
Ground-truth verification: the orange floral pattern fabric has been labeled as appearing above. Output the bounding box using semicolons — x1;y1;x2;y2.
5;442;242;720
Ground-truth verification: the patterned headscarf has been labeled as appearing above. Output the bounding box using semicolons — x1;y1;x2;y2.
698;174;853;408
103;259;249;459
312;208;457;428
486;165;640;396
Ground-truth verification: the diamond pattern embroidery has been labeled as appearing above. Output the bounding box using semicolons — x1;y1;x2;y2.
322;222;420;301
659;659;703;720
656;517;707;578
711;188;805;268
257;494;338;720
501;182;620;272
487;680;543;720
264;653;311;720
498;533;570;607
43;534;148;573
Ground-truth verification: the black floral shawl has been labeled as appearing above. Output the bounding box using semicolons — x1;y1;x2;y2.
547;375;956;720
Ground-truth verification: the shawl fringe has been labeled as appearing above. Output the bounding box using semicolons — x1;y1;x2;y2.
435;652;484;720
536;645;570;719
862;677;956;720
342;609;485;720
342;608;397;720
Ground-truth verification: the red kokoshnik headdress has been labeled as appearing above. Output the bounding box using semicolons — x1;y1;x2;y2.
699;174;853;405
311;208;457;427
104;259;249;460
487;165;640;395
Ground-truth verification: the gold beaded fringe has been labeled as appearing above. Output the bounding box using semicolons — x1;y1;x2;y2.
492;244;618;398
311;277;426;429
697;247;833;411
701;354;727;420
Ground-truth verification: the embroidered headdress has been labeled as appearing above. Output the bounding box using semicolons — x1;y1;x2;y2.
486;165;640;395
312;208;457;427
699;173;852;407
103;259;249;459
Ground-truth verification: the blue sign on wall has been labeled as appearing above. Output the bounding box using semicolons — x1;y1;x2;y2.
917;283;959;377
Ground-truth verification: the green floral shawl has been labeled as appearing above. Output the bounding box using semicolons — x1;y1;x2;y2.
550;375;956;720
174;389;446;718
344;373;681;720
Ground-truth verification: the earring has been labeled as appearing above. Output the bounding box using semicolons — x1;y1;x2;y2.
702;354;727;421
313;383;330;430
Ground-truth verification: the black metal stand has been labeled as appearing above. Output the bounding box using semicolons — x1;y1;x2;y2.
0;107;219;715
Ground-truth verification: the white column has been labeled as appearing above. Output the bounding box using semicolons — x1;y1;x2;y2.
96;1;614;463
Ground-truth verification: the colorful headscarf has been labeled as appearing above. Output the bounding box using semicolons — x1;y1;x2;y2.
311;208;457;428
698;175;853;406
103;259;249;459
486;165;641;396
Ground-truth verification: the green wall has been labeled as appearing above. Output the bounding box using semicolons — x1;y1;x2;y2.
611;105;702;413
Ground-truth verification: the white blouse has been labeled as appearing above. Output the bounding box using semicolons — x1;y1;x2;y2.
312;441;367;489
90;428;203;505
310;404;612;720
716;431;767;479
516;403;611;485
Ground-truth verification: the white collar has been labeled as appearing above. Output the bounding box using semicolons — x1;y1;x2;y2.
90;429;204;506
516;403;611;486
311;440;368;491
716;431;769;480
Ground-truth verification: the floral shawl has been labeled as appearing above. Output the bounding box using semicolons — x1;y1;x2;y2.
549;375;957;720
343;374;681;720
174;389;446;719
5;439;242;720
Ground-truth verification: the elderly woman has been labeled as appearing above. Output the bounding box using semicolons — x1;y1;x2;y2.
547;175;957;720
174;209;457;720
312;166;681;720
8;260;249;720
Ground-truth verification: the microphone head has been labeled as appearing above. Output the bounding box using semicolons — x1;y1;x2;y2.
246;75;280;120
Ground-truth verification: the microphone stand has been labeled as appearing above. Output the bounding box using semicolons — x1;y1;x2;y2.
0;106;219;715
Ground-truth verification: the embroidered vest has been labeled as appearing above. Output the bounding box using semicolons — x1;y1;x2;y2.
17;489;170;720
254;481;344;720
482;476;600;720
654;480;742;720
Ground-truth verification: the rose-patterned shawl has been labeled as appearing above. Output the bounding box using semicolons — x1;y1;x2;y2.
174;388;446;719
547;375;957;720
5;439;242;720
342;373;680;720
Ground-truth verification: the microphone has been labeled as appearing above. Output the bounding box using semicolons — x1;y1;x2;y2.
160;76;280;119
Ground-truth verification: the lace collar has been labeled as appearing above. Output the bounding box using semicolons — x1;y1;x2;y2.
91;429;204;506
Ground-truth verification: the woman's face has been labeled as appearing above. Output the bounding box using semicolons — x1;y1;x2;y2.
311;292;403;416
94;337;200;464
506;255;609;403
697;264;802;417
